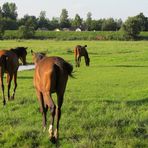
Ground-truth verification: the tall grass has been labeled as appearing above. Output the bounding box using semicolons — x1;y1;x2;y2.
3;30;129;40
3;30;148;40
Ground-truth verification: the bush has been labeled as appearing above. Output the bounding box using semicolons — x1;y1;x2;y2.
122;16;141;39
2;30;148;40
18;25;35;39
3;30;18;39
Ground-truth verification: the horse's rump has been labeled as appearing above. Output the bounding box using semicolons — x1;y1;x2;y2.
0;55;8;70
34;57;73;92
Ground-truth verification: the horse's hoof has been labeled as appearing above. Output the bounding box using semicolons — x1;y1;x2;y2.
3;100;6;106
50;136;56;144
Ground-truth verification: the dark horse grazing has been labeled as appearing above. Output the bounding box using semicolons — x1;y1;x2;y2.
74;45;90;67
0;47;27;105
31;50;73;142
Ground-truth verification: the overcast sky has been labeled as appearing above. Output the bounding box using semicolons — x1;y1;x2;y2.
1;0;148;20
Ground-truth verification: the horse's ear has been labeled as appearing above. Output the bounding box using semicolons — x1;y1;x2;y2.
31;50;34;55
84;45;87;47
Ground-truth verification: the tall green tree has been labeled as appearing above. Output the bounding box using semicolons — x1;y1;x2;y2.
90;20;103;31
0;6;2;17
135;13;148;31
60;9;70;28
101;18;117;31
18;14;38;29
38;11;50;29
122;16;141;39
50;17;60;30
85;12;92;31
72;14;82;28
2;2;17;20
0;16;4;38
0;3;18;30
116;18;123;30
2;17;18;30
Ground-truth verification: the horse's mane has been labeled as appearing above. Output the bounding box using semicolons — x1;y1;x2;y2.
10;47;27;57
35;52;46;62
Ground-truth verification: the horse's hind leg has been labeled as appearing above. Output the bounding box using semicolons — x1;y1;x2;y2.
44;92;56;140
0;73;6;105
11;71;17;100
6;73;13;100
54;93;64;140
75;56;78;67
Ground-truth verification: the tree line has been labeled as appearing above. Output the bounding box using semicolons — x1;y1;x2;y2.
0;2;148;39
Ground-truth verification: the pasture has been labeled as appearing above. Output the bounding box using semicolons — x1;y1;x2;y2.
0;40;148;147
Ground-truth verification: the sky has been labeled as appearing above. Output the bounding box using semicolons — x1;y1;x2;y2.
0;0;148;20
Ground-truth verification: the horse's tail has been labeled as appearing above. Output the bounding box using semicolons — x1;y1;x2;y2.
56;58;74;78
63;60;74;77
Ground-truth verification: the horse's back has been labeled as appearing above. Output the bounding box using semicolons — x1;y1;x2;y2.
36;56;72;75
34;57;72;93
74;45;87;57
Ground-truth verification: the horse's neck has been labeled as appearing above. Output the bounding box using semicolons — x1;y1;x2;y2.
35;56;45;65
11;49;20;58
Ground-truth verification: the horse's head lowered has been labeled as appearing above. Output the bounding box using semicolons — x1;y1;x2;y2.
11;47;28;65
85;57;90;66
83;45;90;66
0;47;27;105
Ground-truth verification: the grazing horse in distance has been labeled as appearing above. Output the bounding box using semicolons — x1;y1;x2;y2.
74;45;90;67
0;47;27;105
31;50;73;142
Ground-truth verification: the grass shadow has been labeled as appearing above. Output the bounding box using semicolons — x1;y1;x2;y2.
125;98;148;106
98;65;148;68
100;98;148;106
114;65;148;68
18;76;33;79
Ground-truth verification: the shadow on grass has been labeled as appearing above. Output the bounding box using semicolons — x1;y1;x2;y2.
100;98;148;106
126;98;148;106
98;65;148;68
18;76;33;79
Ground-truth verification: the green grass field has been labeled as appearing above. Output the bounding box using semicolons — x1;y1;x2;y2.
0;40;148;147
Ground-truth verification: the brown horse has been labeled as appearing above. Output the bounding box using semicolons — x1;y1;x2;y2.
74;45;90;67
0;47;27;105
31;50;73;142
